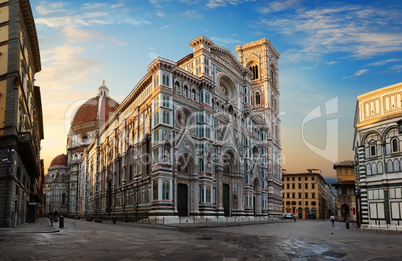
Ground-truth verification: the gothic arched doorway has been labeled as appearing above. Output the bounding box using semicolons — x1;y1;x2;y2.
221;149;238;217
176;154;195;217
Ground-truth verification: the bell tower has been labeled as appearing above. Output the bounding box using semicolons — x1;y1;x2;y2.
236;39;280;141
236;39;282;215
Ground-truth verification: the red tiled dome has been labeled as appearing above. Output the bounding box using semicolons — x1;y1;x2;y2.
50;154;68;167
72;96;119;127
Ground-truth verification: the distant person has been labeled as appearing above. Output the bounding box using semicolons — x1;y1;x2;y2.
330;216;335;228
49;212;54;226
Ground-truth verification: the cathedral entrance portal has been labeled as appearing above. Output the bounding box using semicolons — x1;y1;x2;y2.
177;183;188;216
223;184;230;216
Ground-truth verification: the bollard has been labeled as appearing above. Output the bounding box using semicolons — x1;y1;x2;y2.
346;220;349;229
113;216;116;224
59;216;64;228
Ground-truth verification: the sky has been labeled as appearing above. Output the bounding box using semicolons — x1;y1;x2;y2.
30;0;402;177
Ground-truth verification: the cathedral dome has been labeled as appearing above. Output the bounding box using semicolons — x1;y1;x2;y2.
50;154;68;167
71;81;119;131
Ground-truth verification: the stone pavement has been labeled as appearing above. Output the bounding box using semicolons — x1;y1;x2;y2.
0;217;59;233
1;218;402;260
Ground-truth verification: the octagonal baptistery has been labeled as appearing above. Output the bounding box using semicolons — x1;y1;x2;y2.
67;81;119;158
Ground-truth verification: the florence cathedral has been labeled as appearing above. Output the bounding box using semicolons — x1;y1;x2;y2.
44;36;282;221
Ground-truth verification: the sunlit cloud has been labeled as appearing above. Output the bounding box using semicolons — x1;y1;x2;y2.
63;27;102;43
36;2;69;15
38;44;98;90
35;12;110;28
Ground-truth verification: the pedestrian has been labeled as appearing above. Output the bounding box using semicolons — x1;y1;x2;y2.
330;216;335;228
49;212;54;226
294;216;296;222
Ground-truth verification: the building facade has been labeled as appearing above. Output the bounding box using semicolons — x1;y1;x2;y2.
282;169;334;219
0;0;43;227
64;36;283;221
44;83;119;217
332;160;356;222
354;82;402;230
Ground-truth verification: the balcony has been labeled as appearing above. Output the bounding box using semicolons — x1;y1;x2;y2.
18;131;40;178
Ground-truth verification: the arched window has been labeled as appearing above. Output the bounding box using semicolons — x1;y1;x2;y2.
391;138;399;153
249;64;259;80
378;162;383;173
369;143;377;157
366;163;372;175
394;159;400;172
387;160;393;173
256;92;261;105
372;163;377;174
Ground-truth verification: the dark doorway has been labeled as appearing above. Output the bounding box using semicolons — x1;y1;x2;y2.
341;204;349;221
223;184;230;216
177;183;188;216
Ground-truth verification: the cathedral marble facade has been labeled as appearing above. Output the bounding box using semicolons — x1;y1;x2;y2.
46;36;282;221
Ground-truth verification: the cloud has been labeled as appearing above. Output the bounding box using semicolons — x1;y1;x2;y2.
110;38;128;46
355;69;369;76
367;58;401;66
37;44;98;90
210;36;241;46
35;2;150;28
390;65;402;72
258;0;301;14
342;69;369;79
207;0;255;8
111;2;125;8
182;10;203;19
36;2;69;15
156;10;166;18
148;52;158;60
258;4;402;62
63;27;103;43
327;61;337;65
35;12;110;28
81;3;107;10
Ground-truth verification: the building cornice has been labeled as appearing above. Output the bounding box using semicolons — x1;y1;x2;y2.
20;0;41;73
